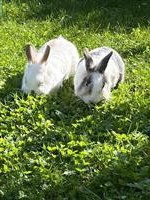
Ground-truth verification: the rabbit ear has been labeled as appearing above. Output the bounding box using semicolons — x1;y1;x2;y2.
40;45;50;63
97;51;113;73
25;44;37;63
83;48;93;72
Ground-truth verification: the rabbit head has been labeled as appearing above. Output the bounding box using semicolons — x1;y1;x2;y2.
22;44;51;94
74;49;113;103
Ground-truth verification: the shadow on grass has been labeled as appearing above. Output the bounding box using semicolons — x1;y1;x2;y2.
4;0;150;32
0;73;23;100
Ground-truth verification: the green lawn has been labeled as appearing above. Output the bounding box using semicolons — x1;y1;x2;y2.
0;0;150;199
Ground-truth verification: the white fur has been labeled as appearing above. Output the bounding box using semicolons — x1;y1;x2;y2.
22;36;79;94
74;47;125;103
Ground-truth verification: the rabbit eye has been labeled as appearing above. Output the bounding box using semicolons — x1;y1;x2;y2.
85;82;89;86
85;77;92;86
78;76;92;92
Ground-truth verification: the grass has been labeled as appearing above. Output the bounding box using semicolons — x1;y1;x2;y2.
0;0;150;199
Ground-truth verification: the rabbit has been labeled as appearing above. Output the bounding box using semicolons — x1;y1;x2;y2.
74;46;125;103
21;36;79;94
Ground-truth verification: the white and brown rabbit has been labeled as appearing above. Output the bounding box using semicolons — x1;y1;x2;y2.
22;36;79;94
74;47;125;103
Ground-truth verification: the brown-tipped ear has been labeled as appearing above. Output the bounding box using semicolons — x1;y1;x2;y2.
97;51;113;73
40;45;50;64
83;48;93;72
25;44;37;63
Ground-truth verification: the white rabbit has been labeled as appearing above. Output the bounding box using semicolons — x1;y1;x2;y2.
74;46;125;103
21;36;79;94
